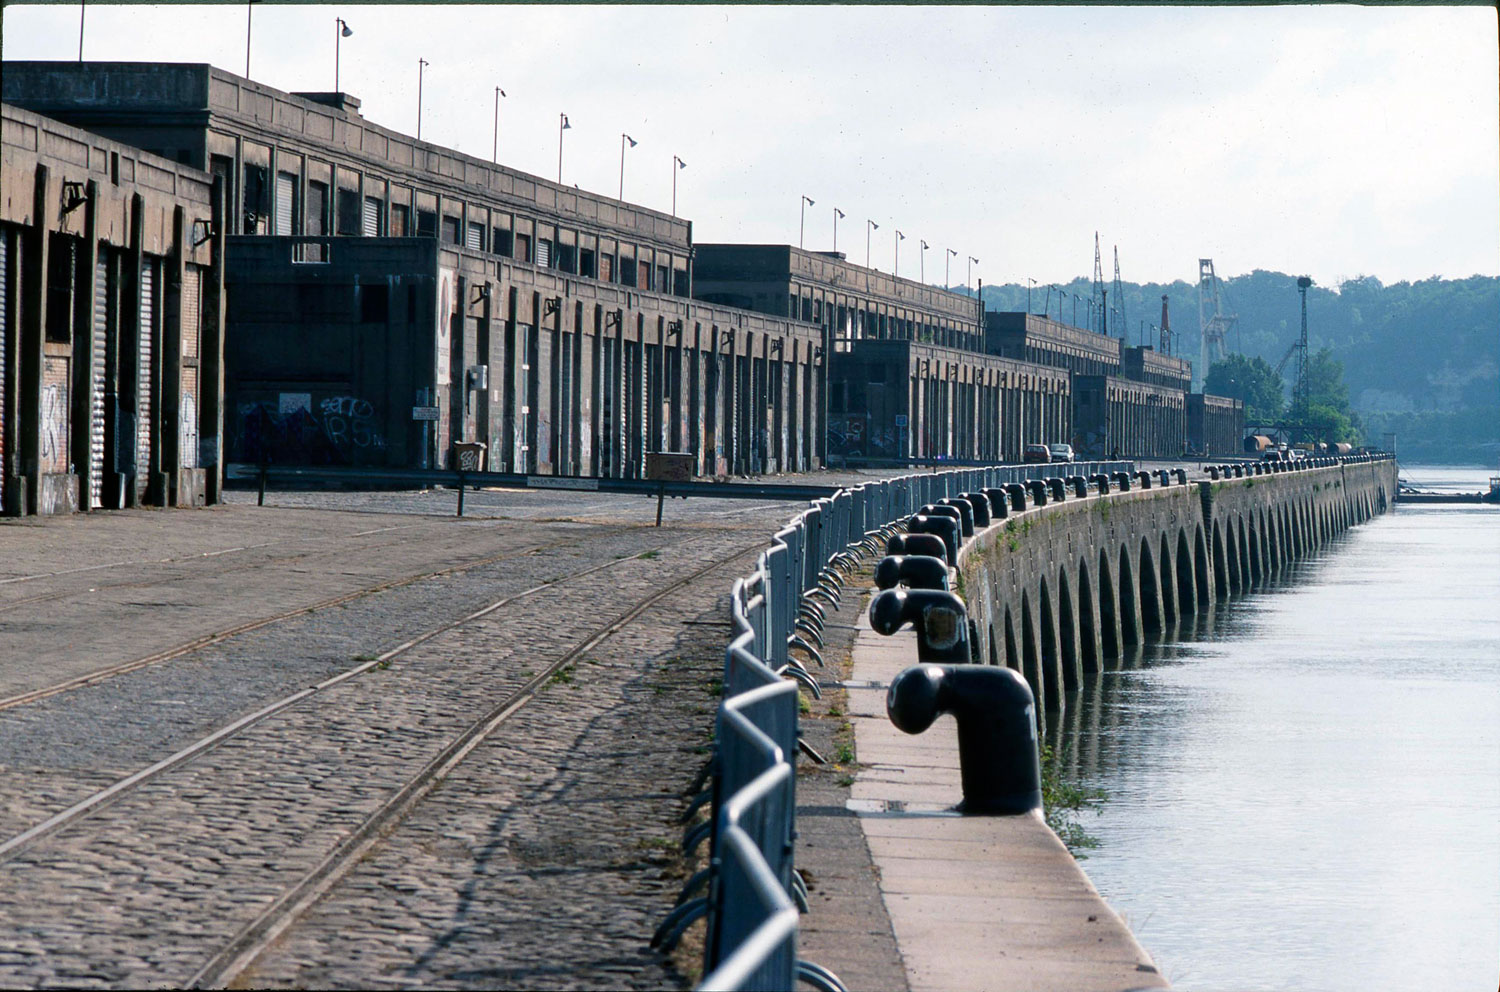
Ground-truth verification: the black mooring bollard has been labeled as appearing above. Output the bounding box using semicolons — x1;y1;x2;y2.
1112;471;1132;491
1026;479;1049;506
869;587;971;663
1046;477;1067;502
908;514;960;566
937;497;975;537
1003;483;1028;512
888;532;949;560
981;488;1010;519
961;492;991;528
873;554;951;591
1090;473;1111;495
886;663;1042;814
1067;476;1089;498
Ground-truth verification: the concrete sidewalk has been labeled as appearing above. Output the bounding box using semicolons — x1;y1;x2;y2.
844;610;1168;992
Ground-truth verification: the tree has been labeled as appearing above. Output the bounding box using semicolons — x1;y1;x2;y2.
1294;348;1361;443
1205;354;1283;423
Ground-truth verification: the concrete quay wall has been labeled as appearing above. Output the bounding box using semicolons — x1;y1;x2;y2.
957;458;1398;711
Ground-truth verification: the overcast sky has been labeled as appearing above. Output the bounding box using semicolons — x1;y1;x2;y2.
4;3;1496;289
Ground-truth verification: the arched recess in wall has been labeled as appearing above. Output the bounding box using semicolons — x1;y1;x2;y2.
1211;521;1229;599
1180;527;1202;613
1096;548;1119;659
1137;537;1162;633
1117;543;1139;646
1020;590;1041;693
1003;605;1020;671
987;624;1001;667
1247;513;1263;583
1158;532;1178;624
1259;507;1275;576
1038;578;1063;706
1056;569;1079;689
1077;557;1099;672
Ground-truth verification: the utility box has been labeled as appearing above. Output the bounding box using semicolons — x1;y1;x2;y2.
452;441;487;472
646;452;695;482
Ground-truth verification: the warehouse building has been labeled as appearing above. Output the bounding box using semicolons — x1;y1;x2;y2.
1;102;225;516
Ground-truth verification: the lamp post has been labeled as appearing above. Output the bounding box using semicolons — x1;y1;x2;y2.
866;220;879;269
968;257;979;296
416;58;428;140
618;133;637;200
945;248;956;288
334;18;352;91
833;208;844;253
78;1;85;60
894;230;905;277
672;156;686;217
920;240;928;283
557;113;570;184
492;86;506;163
245;0;258;78
1027;277;1035;313
799;195;815;249
1073;293;1080;326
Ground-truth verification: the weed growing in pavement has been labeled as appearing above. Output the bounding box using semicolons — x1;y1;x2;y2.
353;652;378;662
834;741;856;765
548;664;577;687
799;695;811;715
836;774;855;788
638;549;661;560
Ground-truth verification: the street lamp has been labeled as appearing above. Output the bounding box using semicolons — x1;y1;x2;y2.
1027;277;1035;313
920;240;929;283
672;156;686;217
245;0;259;78
866;220;880;269
492;86;506;163
894;230;906;278
799;195;815;249
618;133;637;200
557;112;571;184
416;58;428;140
78;1;85;61
833;208;845;253
334;18;353;92
968;256;979;295
945;248;956;287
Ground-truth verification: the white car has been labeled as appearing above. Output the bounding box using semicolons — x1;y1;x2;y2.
1048;443;1075;463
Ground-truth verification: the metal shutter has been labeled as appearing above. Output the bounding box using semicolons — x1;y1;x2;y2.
276;172;296;235
465;222;483;252
535;239;551;268
362;197;380;237
137;261;154;498
91;253;108;507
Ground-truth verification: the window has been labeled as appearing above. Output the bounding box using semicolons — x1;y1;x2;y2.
336;188;360;235
599;254;613;282
657;265;668;294
416;210;437;237
579;248;596;278
535;238;552;267
275;171;299;235
673;268;688;297
638;261;651;289
306;181;328;236
242;164;268;233
389;202;408;236
493;227;513;257
466;222;485;252
45;234;77;343
441;216;460;245
555;243;577;273
514;234;531;263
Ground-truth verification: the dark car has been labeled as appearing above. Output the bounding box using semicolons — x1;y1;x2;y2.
1023;443;1051;464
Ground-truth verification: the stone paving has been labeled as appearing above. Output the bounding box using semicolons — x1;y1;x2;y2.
0;479;891;989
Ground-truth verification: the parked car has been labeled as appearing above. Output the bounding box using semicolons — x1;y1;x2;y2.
1048;443;1075;463
1023;443;1052;464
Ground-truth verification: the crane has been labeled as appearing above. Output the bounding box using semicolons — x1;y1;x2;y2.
1196;258;1238;383
1092;233;1106;336
1159;294;1172;356
1112;246;1126;339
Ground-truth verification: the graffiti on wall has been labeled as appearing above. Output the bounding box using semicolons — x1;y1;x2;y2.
40;382;68;474
232;392;386;465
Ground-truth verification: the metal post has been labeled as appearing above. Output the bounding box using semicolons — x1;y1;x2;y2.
656;481;666;526
245;0;254;77
457;471;466;516
417;58;427;140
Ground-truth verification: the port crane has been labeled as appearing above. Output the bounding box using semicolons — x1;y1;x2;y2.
1196;258;1237;384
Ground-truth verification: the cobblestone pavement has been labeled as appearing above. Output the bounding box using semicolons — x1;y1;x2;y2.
0;475;911;989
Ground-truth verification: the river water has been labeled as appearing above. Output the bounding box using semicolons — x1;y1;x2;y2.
1048;465;1500;991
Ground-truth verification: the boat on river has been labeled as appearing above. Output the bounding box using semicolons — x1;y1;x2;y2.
1397;475;1500;505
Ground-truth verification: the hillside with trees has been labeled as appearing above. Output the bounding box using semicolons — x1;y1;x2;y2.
976;271;1499;464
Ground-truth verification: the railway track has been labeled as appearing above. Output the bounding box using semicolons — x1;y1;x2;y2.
0;527;758;988
0;526;645;714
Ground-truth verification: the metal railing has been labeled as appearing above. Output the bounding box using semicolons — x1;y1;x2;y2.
652;460;1128;991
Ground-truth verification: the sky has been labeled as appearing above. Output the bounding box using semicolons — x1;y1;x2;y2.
2;3;1496;290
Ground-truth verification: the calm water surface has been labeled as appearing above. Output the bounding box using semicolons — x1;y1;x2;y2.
1049;465;1499;991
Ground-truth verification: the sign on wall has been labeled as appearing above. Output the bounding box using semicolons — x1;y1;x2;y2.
435;267;455;386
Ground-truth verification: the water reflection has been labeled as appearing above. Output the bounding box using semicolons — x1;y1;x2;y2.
1046;501;1499;991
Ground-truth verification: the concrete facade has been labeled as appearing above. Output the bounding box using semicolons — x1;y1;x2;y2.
1;63;691;299
1187;391;1246;457
828;339;1069;464
227;236;822;477
983;311;1121;378
1;102;225;517
1071;374;1187;460
1121;344;1192;392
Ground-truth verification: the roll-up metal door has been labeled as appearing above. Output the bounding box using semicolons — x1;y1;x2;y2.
91;253;108;507
137;260;154;498
276;172;296;236
181;267;201;470
362;197;380;237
